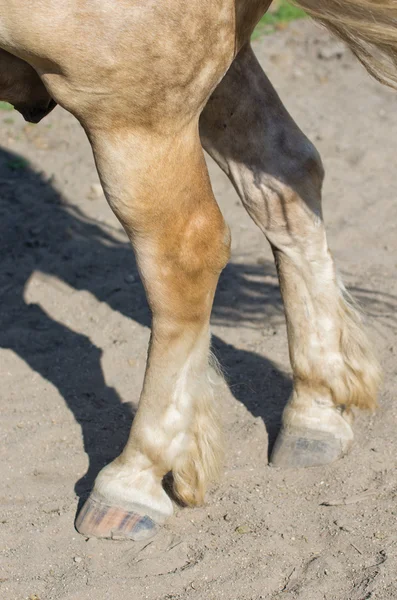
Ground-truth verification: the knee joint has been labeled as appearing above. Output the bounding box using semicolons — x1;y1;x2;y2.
179;208;230;276
283;136;324;192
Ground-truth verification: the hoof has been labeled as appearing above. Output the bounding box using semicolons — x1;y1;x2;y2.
75;493;159;541
270;426;353;468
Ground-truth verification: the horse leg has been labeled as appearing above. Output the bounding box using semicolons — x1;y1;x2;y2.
75;123;230;539
200;44;381;468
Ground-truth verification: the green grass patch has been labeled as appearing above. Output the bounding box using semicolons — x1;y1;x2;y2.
0;101;14;111
252;1;306;39
6;157;29;171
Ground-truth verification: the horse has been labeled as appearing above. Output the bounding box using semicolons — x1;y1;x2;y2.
0;0;395;541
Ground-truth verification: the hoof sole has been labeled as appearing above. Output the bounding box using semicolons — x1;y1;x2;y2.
75;494;159;541
270;427;352;468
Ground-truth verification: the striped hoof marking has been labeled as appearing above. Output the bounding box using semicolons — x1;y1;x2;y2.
75;494;159;541
270;426;353;468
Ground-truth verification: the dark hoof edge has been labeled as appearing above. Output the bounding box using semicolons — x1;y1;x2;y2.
270;427;352;468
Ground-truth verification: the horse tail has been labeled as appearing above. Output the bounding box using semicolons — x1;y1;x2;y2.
293;0;397;89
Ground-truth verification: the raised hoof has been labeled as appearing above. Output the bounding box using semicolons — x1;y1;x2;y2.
75;493;159;541
270;427;353;468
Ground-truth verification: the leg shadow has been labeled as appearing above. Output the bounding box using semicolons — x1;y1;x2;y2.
0;300;134;508
212;335;292;454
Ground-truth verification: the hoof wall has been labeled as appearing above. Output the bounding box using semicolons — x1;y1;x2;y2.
75;494;159;541
270;427;352;468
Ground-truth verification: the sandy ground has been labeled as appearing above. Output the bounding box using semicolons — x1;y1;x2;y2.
1;20;397;600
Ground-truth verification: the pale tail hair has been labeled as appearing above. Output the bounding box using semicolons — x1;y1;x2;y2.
294;0;397;89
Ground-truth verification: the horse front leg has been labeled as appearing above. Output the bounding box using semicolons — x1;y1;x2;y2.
75;123;230;540
200;44;381;468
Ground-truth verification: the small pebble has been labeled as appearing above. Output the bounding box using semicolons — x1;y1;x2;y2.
317;43;345;60
87;182;103;199
74;556;82;563
235;524;251;534
124;273;136;284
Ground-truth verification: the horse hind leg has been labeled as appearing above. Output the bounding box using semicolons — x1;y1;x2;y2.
200;44;381;468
